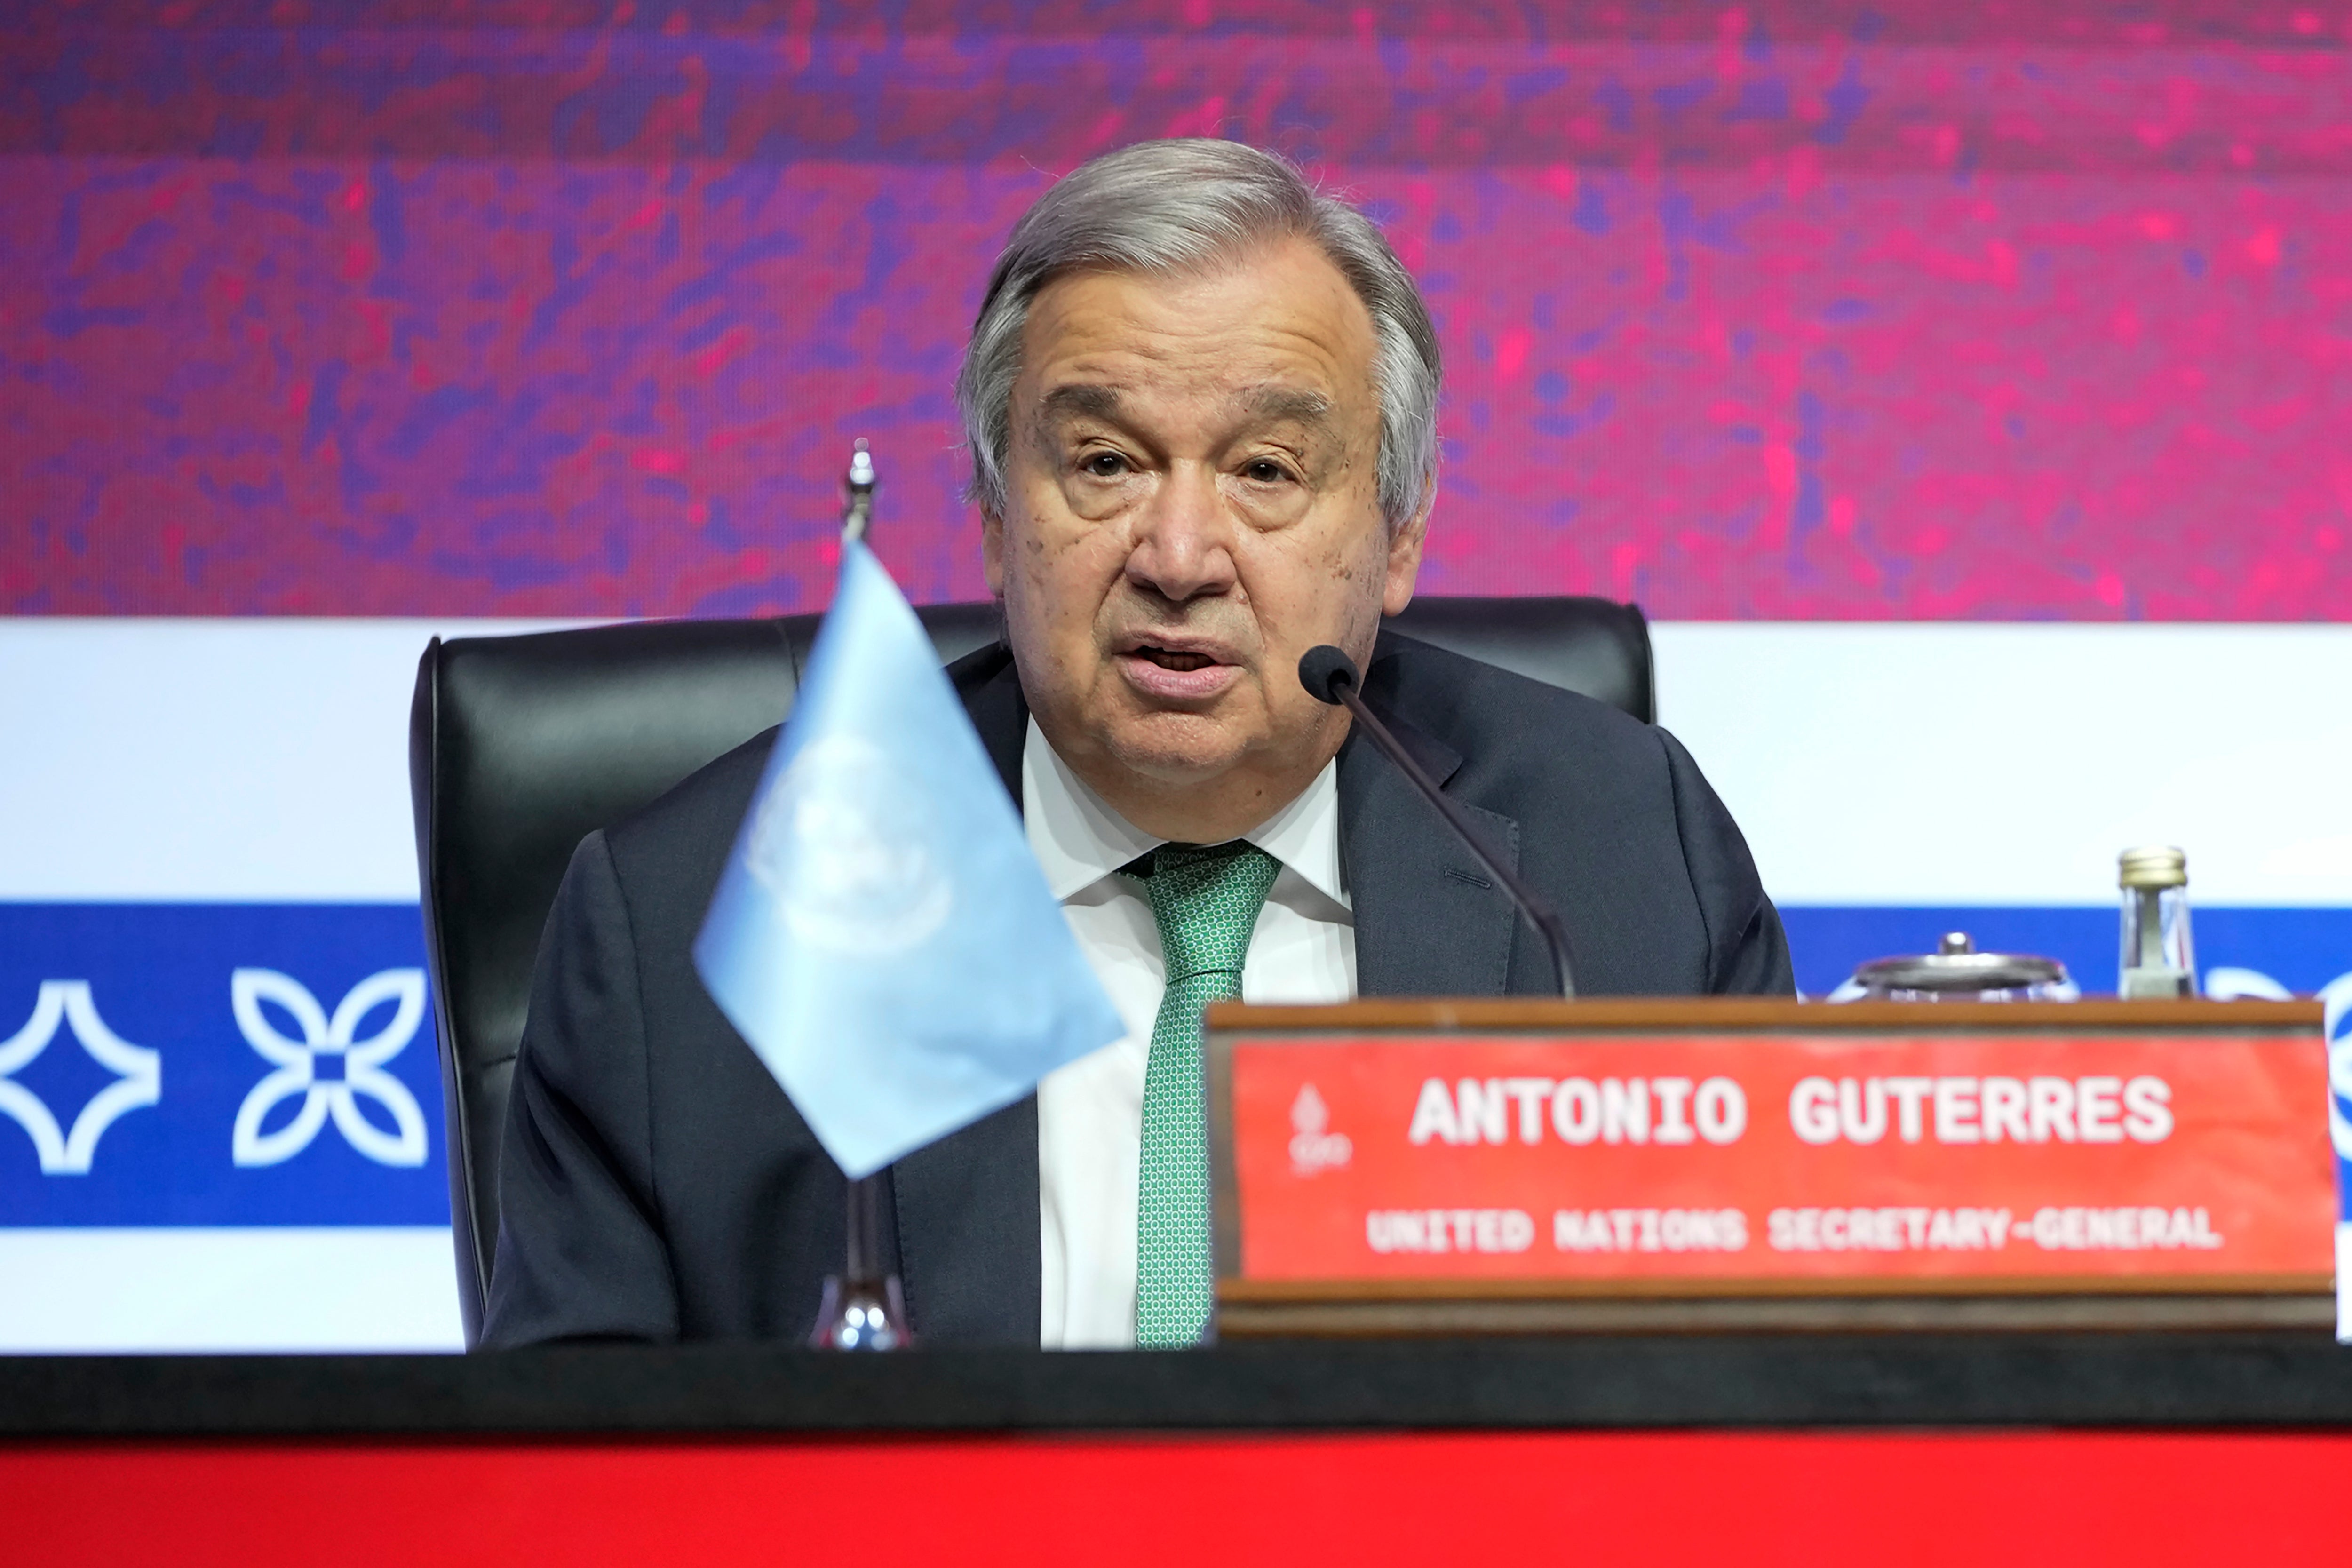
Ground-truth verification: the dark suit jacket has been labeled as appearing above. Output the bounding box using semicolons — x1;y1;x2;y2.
481;631;1794;1348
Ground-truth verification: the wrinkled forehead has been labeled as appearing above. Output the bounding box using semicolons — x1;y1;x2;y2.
1015;243;1381;430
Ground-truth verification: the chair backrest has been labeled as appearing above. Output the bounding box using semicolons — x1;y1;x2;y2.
408;597;1652;1343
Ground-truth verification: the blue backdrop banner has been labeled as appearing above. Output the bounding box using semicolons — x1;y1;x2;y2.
0;904;447;1227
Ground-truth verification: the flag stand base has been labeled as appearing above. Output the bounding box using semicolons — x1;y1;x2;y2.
809;1172;914;1351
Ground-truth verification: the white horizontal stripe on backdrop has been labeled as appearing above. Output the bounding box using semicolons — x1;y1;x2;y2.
3;617;2349;907
1651;622;2352;908
0;1228;463;1352
0;618;580;903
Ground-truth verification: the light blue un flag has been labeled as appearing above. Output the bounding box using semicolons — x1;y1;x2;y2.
695;541;1124;1178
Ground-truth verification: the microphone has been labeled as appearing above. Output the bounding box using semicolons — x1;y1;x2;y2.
1300;645;1578;999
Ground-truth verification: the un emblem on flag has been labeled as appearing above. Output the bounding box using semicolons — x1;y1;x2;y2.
748;735;953;956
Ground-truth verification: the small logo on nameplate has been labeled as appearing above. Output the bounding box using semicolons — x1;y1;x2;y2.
1288;1082;1352;1176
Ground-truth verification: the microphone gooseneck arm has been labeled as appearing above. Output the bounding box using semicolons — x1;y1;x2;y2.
1300;645;1578;1000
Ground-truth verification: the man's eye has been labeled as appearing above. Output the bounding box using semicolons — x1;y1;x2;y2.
1080;451;1128;478
1243;459;1292;484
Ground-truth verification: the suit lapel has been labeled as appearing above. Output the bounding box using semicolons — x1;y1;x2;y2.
887;642;1042;1345
1340;646;1526;998
956;641;1029;801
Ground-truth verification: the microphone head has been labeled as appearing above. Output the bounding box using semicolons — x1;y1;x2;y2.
1298;645;1360;705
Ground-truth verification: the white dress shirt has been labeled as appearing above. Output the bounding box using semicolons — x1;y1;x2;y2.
1023;719;1355;1348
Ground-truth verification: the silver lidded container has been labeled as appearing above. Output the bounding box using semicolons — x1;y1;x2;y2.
1832;932;2079;1003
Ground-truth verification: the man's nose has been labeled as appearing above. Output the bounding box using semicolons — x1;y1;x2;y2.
1125;462;1237;603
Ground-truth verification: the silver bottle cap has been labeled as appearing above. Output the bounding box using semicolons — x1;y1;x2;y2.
2118;846;2187;890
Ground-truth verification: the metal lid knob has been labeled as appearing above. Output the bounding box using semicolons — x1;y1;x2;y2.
1851;931;2070;995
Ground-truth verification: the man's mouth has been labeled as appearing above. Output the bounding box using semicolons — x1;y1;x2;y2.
1133;645;1219;672
1112;637;1245;702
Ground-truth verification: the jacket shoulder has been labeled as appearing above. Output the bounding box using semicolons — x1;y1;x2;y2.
1366;629;1660;766
1367;629;1789;997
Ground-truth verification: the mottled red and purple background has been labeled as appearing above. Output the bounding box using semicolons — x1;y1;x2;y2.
5;1;2349;619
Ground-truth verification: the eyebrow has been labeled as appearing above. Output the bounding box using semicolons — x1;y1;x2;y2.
1038;384;1124;422
1236;386;1335;427
1036;383;1336;428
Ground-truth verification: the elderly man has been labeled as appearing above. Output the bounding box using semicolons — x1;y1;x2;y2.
485;139;1792;1351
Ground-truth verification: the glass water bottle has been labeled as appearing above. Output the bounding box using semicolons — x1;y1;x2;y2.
2117;846;2196;999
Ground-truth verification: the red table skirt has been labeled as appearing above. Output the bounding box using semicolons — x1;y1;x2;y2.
5;1430;2338;1566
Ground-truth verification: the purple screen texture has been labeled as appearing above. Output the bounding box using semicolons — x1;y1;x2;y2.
5;1;2350;620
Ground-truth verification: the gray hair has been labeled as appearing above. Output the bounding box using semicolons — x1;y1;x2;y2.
954;139;1441;532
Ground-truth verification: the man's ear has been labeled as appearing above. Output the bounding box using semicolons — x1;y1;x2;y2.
980;508;1006;598
1379;488;1433;617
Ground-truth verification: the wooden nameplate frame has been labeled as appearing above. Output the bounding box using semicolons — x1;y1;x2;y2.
1206;999;2334;1335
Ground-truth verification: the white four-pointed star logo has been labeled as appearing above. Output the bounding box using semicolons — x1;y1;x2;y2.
0;981;162;1174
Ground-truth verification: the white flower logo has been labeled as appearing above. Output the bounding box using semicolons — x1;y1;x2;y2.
231;968;429;1168
0;981;160;1174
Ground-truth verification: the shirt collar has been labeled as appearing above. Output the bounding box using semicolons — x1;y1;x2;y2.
1021;717;1349;910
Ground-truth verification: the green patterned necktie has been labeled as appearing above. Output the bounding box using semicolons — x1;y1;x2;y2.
1133;839;1282;1347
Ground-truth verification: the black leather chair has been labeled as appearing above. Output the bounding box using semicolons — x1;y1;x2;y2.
409;597;1653;1343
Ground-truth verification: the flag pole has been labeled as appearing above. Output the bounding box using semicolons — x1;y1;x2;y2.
807;438;915;1352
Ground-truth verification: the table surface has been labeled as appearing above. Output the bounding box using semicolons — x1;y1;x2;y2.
7;1330;2352;1438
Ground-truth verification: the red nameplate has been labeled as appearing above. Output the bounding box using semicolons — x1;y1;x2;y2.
1208;1000;2333;1296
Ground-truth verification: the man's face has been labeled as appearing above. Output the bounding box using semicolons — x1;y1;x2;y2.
982;237;1429;837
